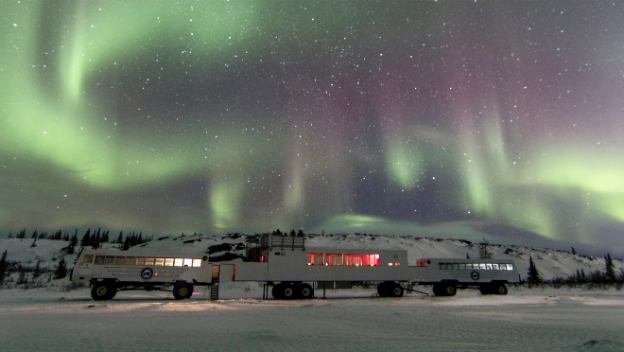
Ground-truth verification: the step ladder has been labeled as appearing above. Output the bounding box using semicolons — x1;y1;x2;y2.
210;283;219;300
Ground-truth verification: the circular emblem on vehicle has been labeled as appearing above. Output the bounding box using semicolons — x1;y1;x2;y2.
140;267;154;280
471;270;480;281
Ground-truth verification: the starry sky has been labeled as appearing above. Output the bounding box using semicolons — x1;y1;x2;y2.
1;1;624;253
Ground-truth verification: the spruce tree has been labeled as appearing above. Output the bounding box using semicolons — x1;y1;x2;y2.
0;250;7;284
54;258;67;279
527;256;541;287
80;229;91;247
33;261;41;279
605;253;615;282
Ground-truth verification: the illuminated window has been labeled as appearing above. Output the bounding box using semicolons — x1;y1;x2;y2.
155;258;165;266
135;257;145;266
174;258;184;267
479;263;486;270
192;259;202;267
506;264;514;271
83;254;93;264
459;264;466;270
492;264;499;270
486;264;493;270
144;257;155;266
164;258;174;266
331;254;343;266
183;258;193;267
104;256;115;265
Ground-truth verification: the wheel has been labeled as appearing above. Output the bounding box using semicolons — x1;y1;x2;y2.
390;283;404;297
272;283;284;299
282;284;295;299
444;284;457;296
432;283;444;296
377;282;390;297
91;281;117;301
299;283;314;299
173;283;194;300
433;282;455;297
493;283;508;295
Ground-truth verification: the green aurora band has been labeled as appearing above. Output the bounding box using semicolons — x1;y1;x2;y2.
1;1;624;253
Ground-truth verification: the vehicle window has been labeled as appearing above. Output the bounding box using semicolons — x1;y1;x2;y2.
83;254;94;264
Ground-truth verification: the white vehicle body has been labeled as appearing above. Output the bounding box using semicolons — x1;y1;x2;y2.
72;234;519;300
71;248;211;300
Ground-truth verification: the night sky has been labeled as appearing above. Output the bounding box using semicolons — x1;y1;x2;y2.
2;1;624;253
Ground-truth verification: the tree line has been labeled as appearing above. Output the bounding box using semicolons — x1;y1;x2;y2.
1;227;152;288
527;253;624;287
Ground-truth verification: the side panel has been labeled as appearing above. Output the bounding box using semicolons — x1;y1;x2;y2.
234;262;269;281
265;250;410;282
407;260;519;284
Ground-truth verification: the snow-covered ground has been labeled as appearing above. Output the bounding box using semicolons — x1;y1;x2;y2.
2;235;624;351
0;285;623;352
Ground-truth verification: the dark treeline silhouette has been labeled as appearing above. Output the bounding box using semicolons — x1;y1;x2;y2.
7;227;151;250
525;252;624;288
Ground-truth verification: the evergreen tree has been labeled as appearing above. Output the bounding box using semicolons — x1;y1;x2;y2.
116;231;123;244
31;230;38;239
33;261;41;279
527;256;541;287
17;229;26;239
53;230;62;240
605;253;615;282
122;236;131;250
0;250;7;284
80;229;91;247
54;258;67;279
70;232;78;247
30;237;37;248
571;247;576;255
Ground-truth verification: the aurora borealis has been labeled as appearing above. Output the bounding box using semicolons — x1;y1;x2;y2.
2;1;624;254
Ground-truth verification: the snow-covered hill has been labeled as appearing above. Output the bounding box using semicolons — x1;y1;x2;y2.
1;233;622;288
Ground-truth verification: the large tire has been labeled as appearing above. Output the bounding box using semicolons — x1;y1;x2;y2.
173;283;194;300
444;283;457;296
299;283;314;299
433;282;456;297
272;283;284;299
91;281;117;301
492;283;508;295
282;284;296;299
390;283;404;297
432;283;443;296
377;282;389;297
